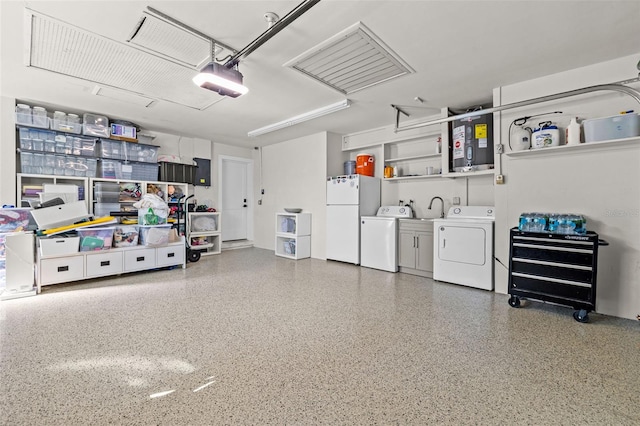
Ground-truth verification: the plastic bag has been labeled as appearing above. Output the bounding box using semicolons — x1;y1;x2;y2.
133;194;169;225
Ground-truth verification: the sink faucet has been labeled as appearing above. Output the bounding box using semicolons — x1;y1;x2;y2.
428;196;445;218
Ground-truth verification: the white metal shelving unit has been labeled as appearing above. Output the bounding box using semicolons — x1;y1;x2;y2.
275;212;311;260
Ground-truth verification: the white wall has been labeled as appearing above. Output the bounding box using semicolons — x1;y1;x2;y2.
1;96;18;205
494;53;640;320
151;132;215;207
253;132;329;259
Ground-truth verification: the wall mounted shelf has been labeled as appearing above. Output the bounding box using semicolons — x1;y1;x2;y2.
505;136;640;158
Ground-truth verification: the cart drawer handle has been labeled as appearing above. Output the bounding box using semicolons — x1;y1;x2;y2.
137;256;145;262
167;252;175;258
57;266;69;272
100;261;110;267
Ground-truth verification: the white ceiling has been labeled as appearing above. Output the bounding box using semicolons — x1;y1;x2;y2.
2;1;639;148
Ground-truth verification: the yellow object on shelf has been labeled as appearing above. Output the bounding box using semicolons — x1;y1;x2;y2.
41;216;116;236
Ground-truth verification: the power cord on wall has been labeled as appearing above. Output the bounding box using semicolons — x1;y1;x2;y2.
494;256;508;271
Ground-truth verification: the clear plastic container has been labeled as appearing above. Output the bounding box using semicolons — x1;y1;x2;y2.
93;203;121;217
78;227;114;251
86;158;98;177
32;106;49;128
138;225;172;247
52;111;67;131
44;140;56;152
83;113;110;137
66;114;82;134
32;139;44;151
113;226;139;247
15;104;32;125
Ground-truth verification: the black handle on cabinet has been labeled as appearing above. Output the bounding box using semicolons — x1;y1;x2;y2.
137;256;145;262
57;265;69;272
100;260;110;267
167;252;175;258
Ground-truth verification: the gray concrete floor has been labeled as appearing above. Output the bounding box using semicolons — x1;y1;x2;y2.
1;247;638;425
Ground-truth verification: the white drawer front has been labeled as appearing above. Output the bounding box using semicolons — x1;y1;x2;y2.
40;256;84;285
86;251;123;277
124;248;156;272
156;245;184;267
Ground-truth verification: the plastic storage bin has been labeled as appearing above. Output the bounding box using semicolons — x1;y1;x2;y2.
94;189;120;203
100;139;124;160
94;182;119;192
126;143;158;163
138;225;171;247
32;106;49;128
0;208;31;232
15;104;32;125
78;227;114;251
131;163;159;181
113;225;139;247
83;113;110;138
583;113;640;142
94;203;121;217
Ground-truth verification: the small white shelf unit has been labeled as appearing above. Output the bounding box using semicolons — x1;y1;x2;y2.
275;212;311;260
187;212;221;256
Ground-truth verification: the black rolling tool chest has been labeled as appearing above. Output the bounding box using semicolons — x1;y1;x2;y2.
507;228;608;322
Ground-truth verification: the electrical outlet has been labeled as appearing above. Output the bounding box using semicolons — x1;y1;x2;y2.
496;174;505;185
453;197;461;205
496;144;504;154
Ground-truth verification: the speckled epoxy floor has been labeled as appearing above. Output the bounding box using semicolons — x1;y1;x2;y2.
1;247;638;425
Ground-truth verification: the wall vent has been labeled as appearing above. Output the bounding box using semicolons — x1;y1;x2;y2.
284;22;414;95
25;9;224;110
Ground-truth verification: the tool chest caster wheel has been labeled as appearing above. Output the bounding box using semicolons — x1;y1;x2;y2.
508;296;521;308
573;309;589;323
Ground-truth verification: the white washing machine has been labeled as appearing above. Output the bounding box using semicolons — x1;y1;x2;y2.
433;206;495;290
361;206;413;272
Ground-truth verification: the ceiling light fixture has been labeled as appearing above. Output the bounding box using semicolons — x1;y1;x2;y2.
193;61;248;98
248;99;351;137
193;0;320;98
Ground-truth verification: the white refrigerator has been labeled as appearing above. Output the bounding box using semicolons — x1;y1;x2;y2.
326;175;380;264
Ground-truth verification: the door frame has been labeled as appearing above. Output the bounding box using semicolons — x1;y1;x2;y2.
218;155;254;241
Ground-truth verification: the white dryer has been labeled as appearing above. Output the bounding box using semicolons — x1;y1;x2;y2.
433;206;495;290
361;206;413;272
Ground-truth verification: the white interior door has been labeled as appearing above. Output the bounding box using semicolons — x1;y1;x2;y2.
220;157;251;241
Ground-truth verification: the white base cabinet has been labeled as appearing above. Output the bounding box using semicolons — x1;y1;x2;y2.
398;220;434;278
275;213;311;260
36;239;185;292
